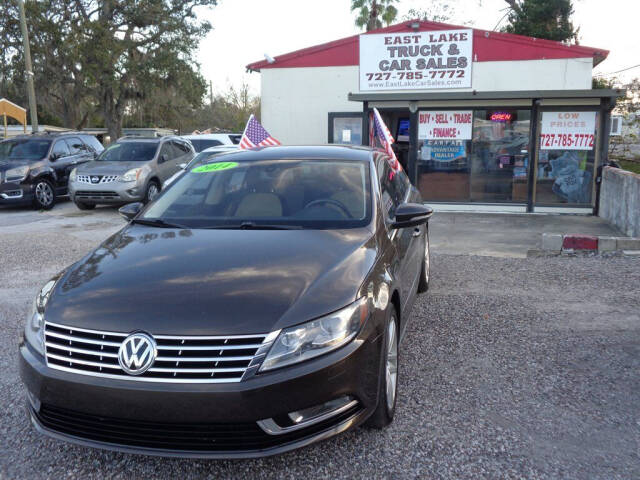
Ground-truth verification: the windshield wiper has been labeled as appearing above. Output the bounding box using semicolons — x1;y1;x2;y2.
203;222;302;230
131;218;190;229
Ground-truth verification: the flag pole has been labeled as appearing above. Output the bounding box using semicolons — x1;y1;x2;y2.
240;114;253;141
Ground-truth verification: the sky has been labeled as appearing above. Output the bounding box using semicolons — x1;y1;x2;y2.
196;0;640;95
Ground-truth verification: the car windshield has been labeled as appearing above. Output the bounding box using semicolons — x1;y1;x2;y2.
97;142;157;162
143;158;372;229
0;138;51;161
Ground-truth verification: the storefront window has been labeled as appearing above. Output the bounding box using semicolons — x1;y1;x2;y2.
417;108;530;203
535;111;598;205
470;110;530;202
330;115;363;145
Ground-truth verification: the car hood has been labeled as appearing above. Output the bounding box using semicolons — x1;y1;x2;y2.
0;159;32;172
46;225;378;336
77;161;148;175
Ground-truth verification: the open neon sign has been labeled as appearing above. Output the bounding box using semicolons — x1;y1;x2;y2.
491;112;512;122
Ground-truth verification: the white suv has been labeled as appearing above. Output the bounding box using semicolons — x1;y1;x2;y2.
181;133;241;152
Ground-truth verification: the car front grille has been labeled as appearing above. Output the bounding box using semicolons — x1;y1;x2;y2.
76;175;119;184
44;321;275;383
74;190;120;200
34;402;361;453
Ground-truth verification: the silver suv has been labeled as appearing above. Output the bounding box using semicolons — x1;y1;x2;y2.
69;136;194;209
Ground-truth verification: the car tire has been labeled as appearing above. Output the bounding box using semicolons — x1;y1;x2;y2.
74;201;96;210
417;227;430;293
32;178;56;210
364;305;399;429
144;180;160;204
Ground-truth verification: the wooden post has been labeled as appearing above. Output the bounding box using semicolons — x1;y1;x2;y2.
3;114;7;140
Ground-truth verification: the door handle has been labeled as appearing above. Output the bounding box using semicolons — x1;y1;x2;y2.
412;227;421;237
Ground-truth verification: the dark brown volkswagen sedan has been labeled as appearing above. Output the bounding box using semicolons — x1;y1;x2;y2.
19;145;432;458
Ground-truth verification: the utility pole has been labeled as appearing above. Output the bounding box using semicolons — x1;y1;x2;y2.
18;0;38;133
209;80;214;106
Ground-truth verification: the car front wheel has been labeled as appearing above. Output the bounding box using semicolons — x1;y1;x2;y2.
74;201;96;210
33;179;56;210
365;306;399;429
144;180;160;204
417;228;430;293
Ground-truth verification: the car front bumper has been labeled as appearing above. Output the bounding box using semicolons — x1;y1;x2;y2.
0;182;34;205
19;321;383;458
69;179;144;204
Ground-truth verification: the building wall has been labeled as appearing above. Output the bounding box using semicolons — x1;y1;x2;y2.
259;58;593;144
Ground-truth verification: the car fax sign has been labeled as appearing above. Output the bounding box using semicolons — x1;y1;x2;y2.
359;29;473;91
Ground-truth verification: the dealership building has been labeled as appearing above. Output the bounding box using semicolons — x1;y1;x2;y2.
247;20;624;213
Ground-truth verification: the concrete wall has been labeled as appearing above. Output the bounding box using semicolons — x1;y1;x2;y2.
259;58;593;144
599;167;640;237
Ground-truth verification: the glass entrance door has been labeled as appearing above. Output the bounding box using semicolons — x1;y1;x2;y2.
534;110;599;206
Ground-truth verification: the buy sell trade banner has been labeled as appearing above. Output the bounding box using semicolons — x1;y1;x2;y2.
540;112;597;150
359;29;473;91
418;111;473;140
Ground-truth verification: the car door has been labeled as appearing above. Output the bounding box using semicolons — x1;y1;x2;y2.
65;136;93;167
156;141;177;182
172;140;193;170
377;156;421;308
49;139;74;191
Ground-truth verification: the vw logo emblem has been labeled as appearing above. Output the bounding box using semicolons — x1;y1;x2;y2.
91;176;100;184
118;332;157;375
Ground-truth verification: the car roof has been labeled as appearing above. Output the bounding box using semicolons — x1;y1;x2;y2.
201;145;238;153
181;133;239;140
200;145;376;163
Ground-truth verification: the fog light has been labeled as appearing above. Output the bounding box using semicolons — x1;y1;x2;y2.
257;395;358;435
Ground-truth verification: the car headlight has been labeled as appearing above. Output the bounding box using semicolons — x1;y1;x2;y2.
24;278;57;356
4;165;29;183
120;168;142;182
70;167;77;182
260;297;369;372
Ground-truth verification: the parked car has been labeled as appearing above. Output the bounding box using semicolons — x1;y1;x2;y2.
0;133;103;209
19;145;432;458
181;133;241;152
68;136;194;209
163;145;238;188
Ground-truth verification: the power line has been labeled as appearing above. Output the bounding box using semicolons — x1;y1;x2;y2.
596;63;640;77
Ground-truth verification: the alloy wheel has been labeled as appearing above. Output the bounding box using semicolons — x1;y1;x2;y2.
385;316;398;412
35;181;53;207
424;234;430;284
147;183;159;201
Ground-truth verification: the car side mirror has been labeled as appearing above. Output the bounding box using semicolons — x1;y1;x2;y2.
159;153;168;164
49;153;59;162
390;203;433;229
118;202;143;221
178;163;187;170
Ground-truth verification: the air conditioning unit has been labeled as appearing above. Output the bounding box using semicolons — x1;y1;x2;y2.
610;116;623;136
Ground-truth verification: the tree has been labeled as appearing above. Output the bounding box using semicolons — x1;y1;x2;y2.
502;0;578;43
608;78;640;162
0;1;216;138
351;0;398;31
402;5;455;24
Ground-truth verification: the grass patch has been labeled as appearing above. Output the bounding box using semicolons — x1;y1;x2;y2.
619;160;640;174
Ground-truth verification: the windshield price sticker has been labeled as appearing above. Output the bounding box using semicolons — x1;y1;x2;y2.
359;29;473;91
540;112;596;150
418;111;473;140
192;162;238;173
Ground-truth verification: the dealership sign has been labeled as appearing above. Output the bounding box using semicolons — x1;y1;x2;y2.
418;111;473;140
359;29;473;91
540;112;597;150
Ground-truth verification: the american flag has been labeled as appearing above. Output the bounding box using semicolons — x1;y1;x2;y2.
370;108;400;172
239;114;281;149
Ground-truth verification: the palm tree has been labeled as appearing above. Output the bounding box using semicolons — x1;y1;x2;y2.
351;0;399;31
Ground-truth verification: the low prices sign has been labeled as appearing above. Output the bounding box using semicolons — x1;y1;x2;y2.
418;111;473;140
359;29;473;91
540;112;597;150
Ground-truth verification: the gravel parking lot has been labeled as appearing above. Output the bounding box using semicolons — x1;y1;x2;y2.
1;202;639;479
